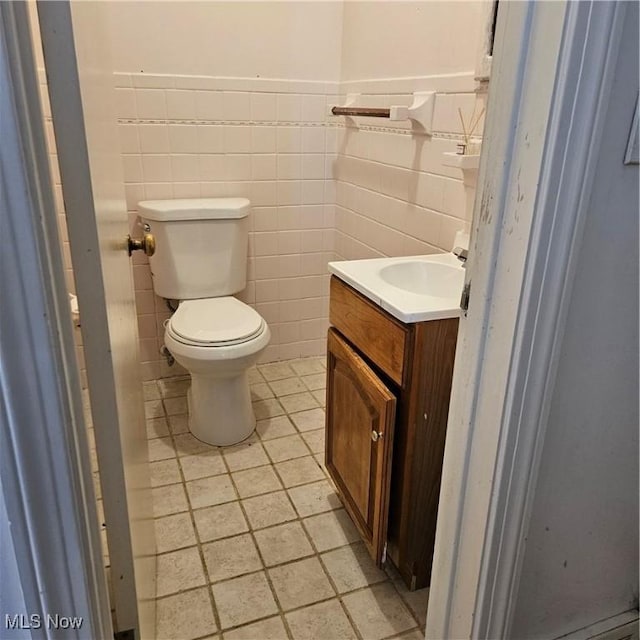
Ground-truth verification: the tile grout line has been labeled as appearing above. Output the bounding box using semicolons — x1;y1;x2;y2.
219;445;295;640
159;379;224;638
151;358;423;638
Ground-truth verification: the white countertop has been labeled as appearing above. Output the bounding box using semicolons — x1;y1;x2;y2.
328;253;465;324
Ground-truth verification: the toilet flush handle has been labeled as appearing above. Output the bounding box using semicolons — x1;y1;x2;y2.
127;232;156;257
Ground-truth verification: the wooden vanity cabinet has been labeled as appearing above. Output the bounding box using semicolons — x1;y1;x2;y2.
325;275;459;590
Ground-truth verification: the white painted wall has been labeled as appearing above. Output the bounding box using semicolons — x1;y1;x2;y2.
510;3;639;635
334;1;487;262
340;1;484;82
104;1;343;81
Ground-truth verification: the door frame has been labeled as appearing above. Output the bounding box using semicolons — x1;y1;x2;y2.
1;0;634;638
426;1;633;638
0;3;112;638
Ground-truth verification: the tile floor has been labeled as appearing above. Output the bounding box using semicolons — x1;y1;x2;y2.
140;356;429;640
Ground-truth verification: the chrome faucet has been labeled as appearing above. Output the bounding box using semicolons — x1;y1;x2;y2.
453;246;468;265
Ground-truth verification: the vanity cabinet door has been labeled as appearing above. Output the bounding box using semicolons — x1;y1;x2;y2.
325;328;396;565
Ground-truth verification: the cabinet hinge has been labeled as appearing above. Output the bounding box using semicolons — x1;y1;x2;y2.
460;281;471;314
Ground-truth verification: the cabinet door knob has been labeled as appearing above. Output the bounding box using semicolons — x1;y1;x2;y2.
371;430;383;442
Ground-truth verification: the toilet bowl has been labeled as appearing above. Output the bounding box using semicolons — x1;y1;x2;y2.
163;297;270;446
137;197;271;447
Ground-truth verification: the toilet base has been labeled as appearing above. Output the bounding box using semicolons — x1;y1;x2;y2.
187;371;256;446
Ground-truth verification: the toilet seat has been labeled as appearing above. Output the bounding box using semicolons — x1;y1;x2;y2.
167;297;266;347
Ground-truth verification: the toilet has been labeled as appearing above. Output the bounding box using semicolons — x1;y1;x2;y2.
137;198;270;446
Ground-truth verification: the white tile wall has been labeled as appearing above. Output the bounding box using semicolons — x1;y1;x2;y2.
333;90;486;261
41;69;485;382
115;74;338;375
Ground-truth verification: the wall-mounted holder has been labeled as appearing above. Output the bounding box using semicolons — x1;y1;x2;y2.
442;151;481;175
443;151;481;220
332;91;436;134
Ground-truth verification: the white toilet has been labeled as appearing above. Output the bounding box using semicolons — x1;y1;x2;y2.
137;198;270;446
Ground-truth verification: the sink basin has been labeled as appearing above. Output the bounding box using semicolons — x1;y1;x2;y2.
328;253;465;323
379;260;464;298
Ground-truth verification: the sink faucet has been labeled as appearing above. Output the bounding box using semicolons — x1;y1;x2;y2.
453;246;468;265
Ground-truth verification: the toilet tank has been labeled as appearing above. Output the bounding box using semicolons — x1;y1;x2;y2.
137;198;250;299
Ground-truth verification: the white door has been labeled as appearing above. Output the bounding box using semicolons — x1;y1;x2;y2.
36;2;155;637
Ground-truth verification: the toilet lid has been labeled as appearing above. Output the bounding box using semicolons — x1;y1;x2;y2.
169;298;265;345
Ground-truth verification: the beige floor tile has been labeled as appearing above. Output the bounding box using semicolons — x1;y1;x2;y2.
158;377;190;398
223;616;287;640
193;501;248;543
150;459;182;487
313;453;328;475
146;417;170;439
232;465;283;498
387;568;429;629
179;451;227;481
279;392;319;414
250;382;274;401
202;533;262;582
289;358;325;376
321;542;387;593
145;399;164;420
289;408;325;432
259;362;296;381
242;491;297;530
212;571;278;629
275;456;325;488
143;381;161;401
402;589;429;629
253;398;286;420
311;389;326;407
389;628;426;640
287;480;341;517
268;376;307;397
148;437;176;462
164;396;188;415
95;499;105;526
168;414;189;434
156;547;205;597
300;373;326;391
263;434;310;462
343;583;416;640
152;483;189;517
90;448;99;473
156;587;217;640
155;512;197;553
186;475;236;509
223;440;270;471
247;366;264;384
303;509;360;552
285;599;357;640
92;472;101;500
256;415;297;441
100;528;109;566
268;557;335;611
174;432;216;456
254;521;314;567
87;428;96;452
301;428;324;454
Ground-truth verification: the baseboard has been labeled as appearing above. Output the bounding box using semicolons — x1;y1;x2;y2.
554;611;639;640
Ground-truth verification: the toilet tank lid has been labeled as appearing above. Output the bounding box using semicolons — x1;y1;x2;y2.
138;198;250;222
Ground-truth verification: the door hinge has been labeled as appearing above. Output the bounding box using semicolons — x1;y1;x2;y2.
382;541;388;564
460;281;471;314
